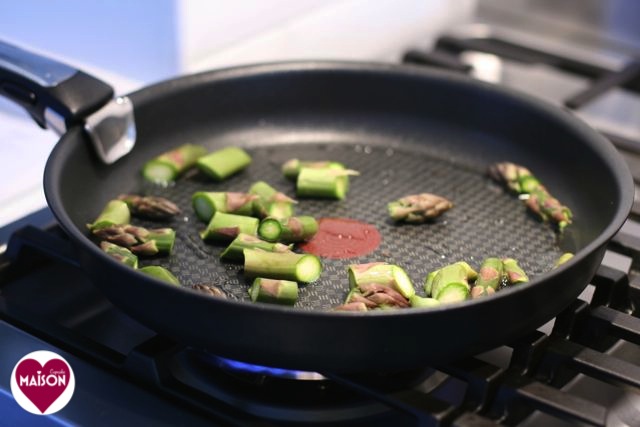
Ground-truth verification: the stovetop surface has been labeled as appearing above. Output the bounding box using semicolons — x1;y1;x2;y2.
2;210;640;426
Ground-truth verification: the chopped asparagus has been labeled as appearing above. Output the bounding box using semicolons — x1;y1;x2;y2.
142;144;207;184
409;295;441;308
196;147;252;181
437;283;470;303
430;263;470;301
249;278;299;305
489;161;572;232
192;191;256;222
296;167;359;200
139;266;180;285
282;159;345;181
100;241;138;268
243;249;322;283
502;258;529;285
388;193;453;223
425;261;477;297
475;257;505;290
118;194;180;220
220;233;292;262
200;212;259;242
258;216;319;243
87;200;130;231
249;181;297;219
93;225;176;255
347;262;415;299
554;252;574;268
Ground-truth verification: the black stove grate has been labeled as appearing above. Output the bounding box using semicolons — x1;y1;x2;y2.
2;222;640;426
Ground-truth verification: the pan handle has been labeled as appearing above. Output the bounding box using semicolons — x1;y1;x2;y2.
0;40;136;164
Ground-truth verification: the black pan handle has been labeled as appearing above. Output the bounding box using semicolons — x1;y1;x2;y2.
0;40;136;164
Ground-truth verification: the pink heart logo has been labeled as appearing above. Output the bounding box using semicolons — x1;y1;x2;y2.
15;358;70;413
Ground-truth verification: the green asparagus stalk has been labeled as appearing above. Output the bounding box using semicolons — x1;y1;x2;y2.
258;216;319;243
192;191;256;222
296;167;359;200
429;263;471;301
282;159;345;181
471;257;505;298
424;261;477;297
220;233;292;262
347;262;415;299
93;225;176;255
249;278;299;305
489;161;572;231
139;266;180;285
409;295;441;308
502;258;529;285
437;283;470;303
100;241;138;268
554;252;574;268
388;193;453;223
196;147;252;181
142;144;207;184
87;200;130;231
243;249;322;283
117;194;181;220
249;181;297;219
200;212;259;242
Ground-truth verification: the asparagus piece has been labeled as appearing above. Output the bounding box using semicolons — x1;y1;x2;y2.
258;216;319;243
190;284;227;298
196;147;252;181
282;159;345;181
334;302;368;312
139;266;180;285
502;258;529;285
347;262;415;299
249;278;299;305
220;233;292;262
87;200;130;231
424;261;477;297
93;225;176;255
296;167;359;200
437;283;470;303
409;295;441;308
430;263;471;301
471;257;505;298
554;252;574;268
192;191;256;222
142;144;207;184
388;193;453;223
100;241;138;268
243;249;322;283
117;194;181;220
489;161;572;231
249;181;297;219
200;212;259;242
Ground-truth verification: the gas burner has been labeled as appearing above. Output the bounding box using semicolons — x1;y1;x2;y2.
208;353;326;381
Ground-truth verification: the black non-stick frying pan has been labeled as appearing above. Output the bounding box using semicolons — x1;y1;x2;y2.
0;41;633;373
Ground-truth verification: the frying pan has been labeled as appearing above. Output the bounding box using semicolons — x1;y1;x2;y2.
0;41;633;373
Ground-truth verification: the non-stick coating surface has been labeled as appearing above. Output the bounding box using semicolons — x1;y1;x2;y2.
135;141;565;309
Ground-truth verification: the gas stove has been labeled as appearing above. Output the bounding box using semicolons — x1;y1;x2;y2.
3;3;640;425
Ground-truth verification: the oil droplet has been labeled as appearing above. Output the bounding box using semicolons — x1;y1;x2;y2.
364;146;372;154
354;145;363;153
385;148;394;156
382;179;389;185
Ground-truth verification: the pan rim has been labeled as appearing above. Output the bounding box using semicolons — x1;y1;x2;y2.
44;60;634;318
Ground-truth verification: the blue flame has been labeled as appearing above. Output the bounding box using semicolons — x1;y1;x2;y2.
211;355;324;380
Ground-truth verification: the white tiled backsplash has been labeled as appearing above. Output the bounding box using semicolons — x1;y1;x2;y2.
0;0;476;227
